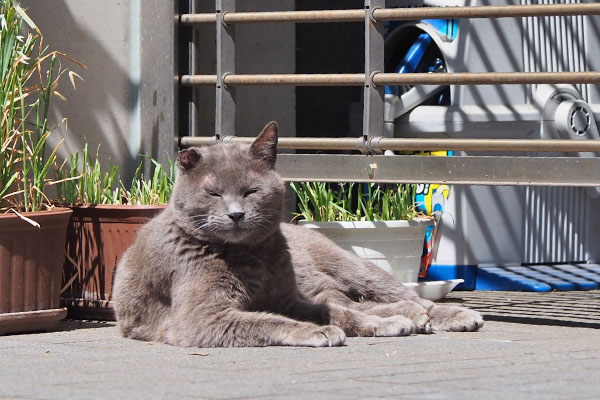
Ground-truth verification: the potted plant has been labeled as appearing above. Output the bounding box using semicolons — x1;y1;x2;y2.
55;146;173;320
290;182;434;283
0;0;80;334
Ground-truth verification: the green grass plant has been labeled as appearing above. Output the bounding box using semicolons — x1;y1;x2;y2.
55;143;119;204
0;0;81;212
121;156;175;205
55;143;174;206
290;182;422;222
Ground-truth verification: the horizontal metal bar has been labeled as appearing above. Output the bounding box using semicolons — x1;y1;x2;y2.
372;3;600;21
179;3;600;25
224;74;364;86
179;136;600;153
374;138;600;153
179;10;363;25
373;72;600;86
179;72;600;87
180;136;363;150
180;13;217;24
276;154;600;186
180;75;218;85
179;74;364;86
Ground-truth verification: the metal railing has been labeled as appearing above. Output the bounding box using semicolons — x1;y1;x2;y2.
177;1;600;186
180;72;600;87
179;3;600;24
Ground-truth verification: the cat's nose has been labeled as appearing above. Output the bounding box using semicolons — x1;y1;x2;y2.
228;212;245;224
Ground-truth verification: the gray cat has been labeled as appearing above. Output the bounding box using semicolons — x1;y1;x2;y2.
112;122;483;348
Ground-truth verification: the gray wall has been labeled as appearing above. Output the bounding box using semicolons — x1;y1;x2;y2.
22;0;296;181
23;0;177;180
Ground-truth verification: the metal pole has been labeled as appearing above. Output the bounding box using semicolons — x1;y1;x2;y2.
180;72;600;86
223;74;364;86
179;136;600;153
179;3;600;25
363;0;386;152
372;71;600;86
215;0;236;139
189;0;200;138
372;3;600;21
180;75;218;85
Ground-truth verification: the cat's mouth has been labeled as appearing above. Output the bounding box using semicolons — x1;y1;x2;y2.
221;222;252;241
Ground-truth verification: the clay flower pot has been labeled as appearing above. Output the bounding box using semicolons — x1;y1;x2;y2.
0;208;72;335
61;204;165;320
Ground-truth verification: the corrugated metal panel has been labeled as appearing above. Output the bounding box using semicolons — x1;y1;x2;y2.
522;0;590;102
524;186;587;263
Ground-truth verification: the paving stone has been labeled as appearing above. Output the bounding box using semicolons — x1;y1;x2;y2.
1;291;599;399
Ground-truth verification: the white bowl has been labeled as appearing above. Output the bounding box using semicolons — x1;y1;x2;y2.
403;279;464;301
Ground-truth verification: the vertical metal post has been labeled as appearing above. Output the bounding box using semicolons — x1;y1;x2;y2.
189;0;200;138
363;0;386;152
215;0;236;139
177;0;192;143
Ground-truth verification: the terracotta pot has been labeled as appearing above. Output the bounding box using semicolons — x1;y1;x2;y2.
61;204;165;320
0;207;72;335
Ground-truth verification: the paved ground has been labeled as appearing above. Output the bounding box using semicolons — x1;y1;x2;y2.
1;290;599;400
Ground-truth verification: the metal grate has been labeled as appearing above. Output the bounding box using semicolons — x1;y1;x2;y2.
177;1;600;186
524;186;588;263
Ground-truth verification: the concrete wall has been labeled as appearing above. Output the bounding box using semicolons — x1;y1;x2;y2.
23;0;177;180
24;0;137;179
22;0;295;180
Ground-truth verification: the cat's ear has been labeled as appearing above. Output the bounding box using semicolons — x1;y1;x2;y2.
250;121;279;169
177;148;201;171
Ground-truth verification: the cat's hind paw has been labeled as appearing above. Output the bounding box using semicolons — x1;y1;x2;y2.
352;315;415;337
290;325;346;347
429;305;484;332
392;301;432;334
372;315;416;337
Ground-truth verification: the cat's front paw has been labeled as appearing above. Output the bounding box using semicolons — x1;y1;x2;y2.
429;305;484;332
290;325;346;347
372;315;416;337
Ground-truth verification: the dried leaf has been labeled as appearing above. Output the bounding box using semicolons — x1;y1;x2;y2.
53;91;67;101
10;209;40;228
68;71;84;89
14;5;40;34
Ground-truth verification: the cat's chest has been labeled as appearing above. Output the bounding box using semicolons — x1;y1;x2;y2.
223;247;296;310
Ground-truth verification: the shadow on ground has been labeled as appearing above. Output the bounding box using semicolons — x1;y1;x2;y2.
446;290;600;329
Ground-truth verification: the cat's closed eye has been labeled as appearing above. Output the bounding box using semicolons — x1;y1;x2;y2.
206;189;221;197
244;188;259;198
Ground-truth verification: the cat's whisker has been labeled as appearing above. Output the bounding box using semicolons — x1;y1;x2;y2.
183;215;210;221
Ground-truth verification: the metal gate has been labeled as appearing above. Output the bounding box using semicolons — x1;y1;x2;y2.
176;0;600;187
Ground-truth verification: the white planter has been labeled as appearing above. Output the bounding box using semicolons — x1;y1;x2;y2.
299;219;434;283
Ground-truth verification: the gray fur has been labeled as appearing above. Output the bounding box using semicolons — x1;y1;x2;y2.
112;122;483;348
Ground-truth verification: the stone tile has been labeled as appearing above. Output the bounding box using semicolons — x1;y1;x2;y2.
1;291;600;399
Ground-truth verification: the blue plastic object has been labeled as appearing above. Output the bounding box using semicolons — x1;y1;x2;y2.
529;265;598;290
475;266;552;292
385;33;431;96
553;264;600;280
421;265;477;290
423;264;598;292
504;266;577;291
471;264;599;291
422;19;458;40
